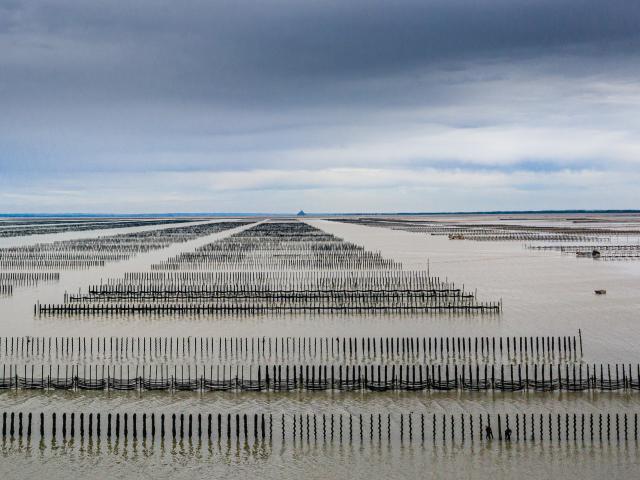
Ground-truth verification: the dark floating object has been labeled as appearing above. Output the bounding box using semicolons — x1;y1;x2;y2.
594;289;606;295
576;249;602;258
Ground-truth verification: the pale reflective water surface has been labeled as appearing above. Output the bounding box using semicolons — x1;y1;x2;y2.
1;215;640;478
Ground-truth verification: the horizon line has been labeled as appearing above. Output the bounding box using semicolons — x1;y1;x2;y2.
1;209;640;218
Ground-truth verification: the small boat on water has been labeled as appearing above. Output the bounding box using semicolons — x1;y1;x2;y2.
594;289;606;295
577;250;601;258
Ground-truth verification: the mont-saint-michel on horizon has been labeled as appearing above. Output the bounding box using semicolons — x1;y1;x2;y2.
1;1;639;479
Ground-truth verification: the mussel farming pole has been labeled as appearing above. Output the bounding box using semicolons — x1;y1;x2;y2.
1;410;637;445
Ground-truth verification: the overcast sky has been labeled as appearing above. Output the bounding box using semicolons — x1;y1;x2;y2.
1;0;639;213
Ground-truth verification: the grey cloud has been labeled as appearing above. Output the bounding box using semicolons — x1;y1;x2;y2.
3;0;639;105
1;0;640;211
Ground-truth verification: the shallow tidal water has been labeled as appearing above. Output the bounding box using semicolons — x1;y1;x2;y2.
1;216;640;478
3;439;639;480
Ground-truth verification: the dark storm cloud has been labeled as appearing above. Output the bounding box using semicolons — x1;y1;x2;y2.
3;0;639;105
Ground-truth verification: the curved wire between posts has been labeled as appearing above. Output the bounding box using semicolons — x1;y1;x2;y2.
0;362;637;394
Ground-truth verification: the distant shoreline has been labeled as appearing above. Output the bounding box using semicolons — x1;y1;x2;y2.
1;209;640;218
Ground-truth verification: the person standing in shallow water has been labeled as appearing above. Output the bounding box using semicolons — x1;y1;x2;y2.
505;427;512;441
485;425;493;439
